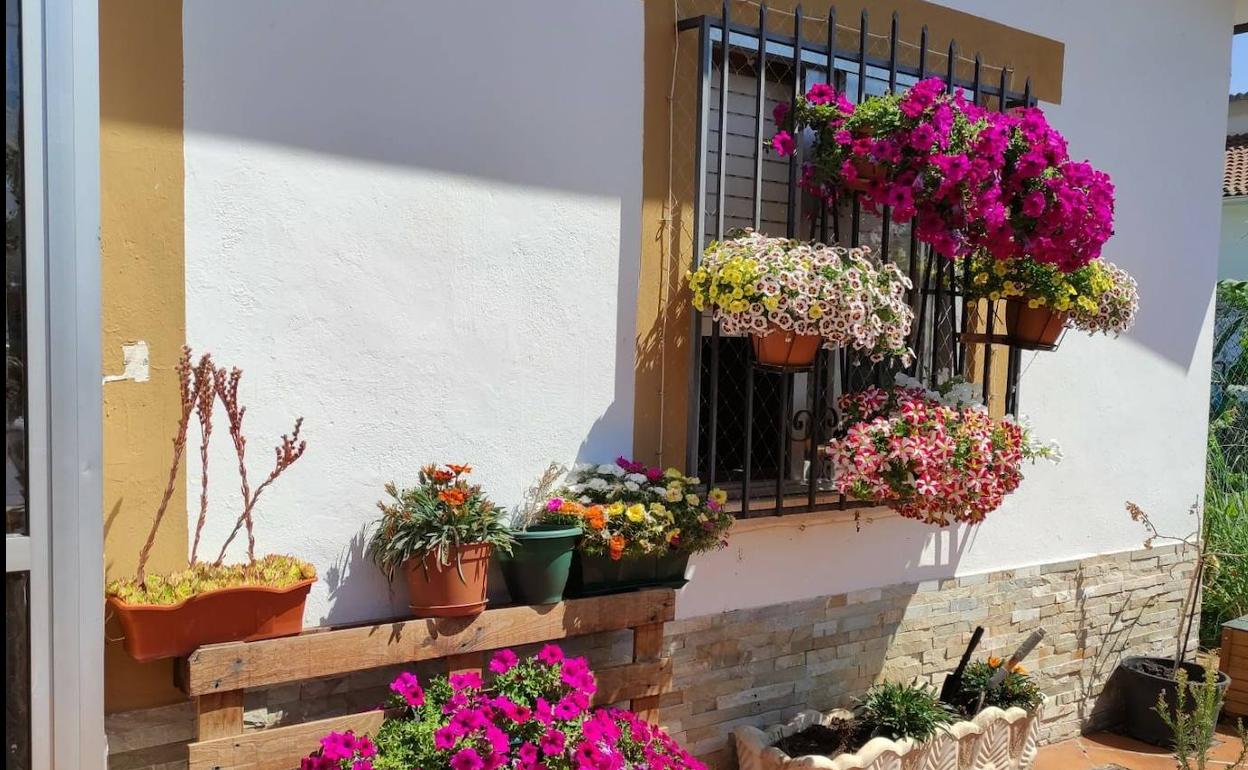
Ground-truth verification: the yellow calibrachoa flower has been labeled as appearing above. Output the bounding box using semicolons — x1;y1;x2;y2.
709;488;728;506
664;467;682;479
649;502;671;520
808;303;824;319
625;504;647;523
685;494;700;506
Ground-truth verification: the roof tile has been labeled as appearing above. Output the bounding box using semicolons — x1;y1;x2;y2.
1228;134;1248;197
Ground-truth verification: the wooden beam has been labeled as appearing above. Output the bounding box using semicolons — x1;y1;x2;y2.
188;709;388;770
629;622;667;722
196;690;244;742
186;660;672;770
181;589;676;696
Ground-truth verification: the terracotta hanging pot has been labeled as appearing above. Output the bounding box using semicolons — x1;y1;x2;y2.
403;543;492;617
108;578;315;662
843;157;885;193
1004;299;1067;348
751;325;821;367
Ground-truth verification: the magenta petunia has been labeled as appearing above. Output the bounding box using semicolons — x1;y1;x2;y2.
488;648;518;674
771;131;796;157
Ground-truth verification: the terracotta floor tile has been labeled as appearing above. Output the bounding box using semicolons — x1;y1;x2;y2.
1034;726;1245;770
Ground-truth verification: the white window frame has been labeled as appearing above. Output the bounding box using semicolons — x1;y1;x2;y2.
9;0;104;766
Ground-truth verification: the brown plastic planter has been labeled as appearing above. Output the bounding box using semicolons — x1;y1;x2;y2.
1004;300;1067;347
751;326;821;367
402;543;492;618
108;578;314;662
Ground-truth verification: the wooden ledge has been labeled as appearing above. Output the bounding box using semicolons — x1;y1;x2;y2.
179;588;676;696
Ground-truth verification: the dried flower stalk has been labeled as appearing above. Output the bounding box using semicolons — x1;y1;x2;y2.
188;353;216;563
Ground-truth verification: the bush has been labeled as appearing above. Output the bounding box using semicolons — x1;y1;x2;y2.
945;658;1043;719
858;681;954;742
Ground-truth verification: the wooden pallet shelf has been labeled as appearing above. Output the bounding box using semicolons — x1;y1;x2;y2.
178;588;677;770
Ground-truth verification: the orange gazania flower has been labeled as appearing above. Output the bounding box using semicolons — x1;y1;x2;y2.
431;469;455;484
608;534;626;560
987;656;1003;668
438;488;468;507
446;464;473;475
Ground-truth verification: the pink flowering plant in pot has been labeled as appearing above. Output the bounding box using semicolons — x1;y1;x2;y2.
827;374;1061;526
299;645;705;770
772;78;1115;270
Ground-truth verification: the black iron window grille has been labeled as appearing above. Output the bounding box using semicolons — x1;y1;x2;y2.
679;4;1037;518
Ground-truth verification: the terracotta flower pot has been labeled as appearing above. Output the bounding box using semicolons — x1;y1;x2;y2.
844;157;885;193
108;578;314;662
1004;299;1067;347
402;543;492;617
751;325;821;367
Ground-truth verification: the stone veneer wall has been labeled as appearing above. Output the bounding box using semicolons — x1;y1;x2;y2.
106;544;1195;770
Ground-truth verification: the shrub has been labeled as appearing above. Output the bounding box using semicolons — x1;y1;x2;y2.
858;680;955;742
945;658;1043;718
369;464;513;576
1154;665;1246;770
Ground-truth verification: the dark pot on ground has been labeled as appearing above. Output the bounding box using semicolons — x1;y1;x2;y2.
498;524;581;605
565;551;690;597
1117;656;1231;747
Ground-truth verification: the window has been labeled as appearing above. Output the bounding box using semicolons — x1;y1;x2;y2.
679;9;1033;517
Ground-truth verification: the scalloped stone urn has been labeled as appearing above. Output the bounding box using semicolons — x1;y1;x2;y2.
734;703;1042;770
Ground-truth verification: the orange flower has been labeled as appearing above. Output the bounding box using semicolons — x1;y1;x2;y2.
431;470;454;484
1011;663;1027;675
608;535;626;560
585;505;606;531
446;464;473;475
987;656;1003;668
438;488;468;507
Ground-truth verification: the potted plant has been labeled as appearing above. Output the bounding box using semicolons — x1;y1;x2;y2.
964;254;1139;347
1114;501;1234;747
736;678;1044;770
497;463;583;605
298;645;705;770
773;79;1115;270
556;458;733;596
827;374;1061;525
688;230;914;368
369;464;513;617
105;347;315;662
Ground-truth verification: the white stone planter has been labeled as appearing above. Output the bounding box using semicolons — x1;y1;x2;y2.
734;704;1041;770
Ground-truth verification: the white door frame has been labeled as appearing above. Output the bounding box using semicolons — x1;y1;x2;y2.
11;0;104;766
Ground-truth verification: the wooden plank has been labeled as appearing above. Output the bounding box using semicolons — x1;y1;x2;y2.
447;651;484;677
629;622;667;723
188;709;388;770
186;661;672;770
196;690;244;742
594;659;672;705
182;589;676;696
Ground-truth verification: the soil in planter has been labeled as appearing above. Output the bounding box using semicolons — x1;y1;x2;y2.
773;719;873;758
1127;657;1178;678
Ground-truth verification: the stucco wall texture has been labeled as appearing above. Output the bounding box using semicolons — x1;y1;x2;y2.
175;0;1228;628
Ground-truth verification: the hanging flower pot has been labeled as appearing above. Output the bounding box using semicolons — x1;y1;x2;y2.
1004;299;1067;347
844;157;885;193
751;325;821;367
688;231;915;370
402;543;493;617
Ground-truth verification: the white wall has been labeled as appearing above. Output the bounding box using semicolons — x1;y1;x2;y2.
183;0;642;624
678;0;1233;618
183;0;1232;625
1224;199;1248;279
1230;97;1248;135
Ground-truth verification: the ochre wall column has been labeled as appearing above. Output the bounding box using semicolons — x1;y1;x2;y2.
100;0;187;711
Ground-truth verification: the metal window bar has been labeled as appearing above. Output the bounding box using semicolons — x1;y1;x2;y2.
680;6;1034;518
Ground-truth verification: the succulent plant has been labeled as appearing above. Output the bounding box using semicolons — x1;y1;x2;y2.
107;554;316;606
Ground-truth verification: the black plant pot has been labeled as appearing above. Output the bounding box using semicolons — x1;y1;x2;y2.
564;552;690;597
1117;656;1231;747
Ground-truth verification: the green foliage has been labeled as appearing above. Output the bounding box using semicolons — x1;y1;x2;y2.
945;659;1044;718
858;680;955;742
369;464;513;576
105;554;315;605
1153;665;1245;770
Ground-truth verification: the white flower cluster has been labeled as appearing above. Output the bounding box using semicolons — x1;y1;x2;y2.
1068;260;1139;337
689;230;915;364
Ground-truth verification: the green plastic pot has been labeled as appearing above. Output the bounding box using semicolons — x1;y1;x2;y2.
498;525;582;605
565;551;691;597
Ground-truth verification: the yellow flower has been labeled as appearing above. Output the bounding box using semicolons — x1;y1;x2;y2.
664;468;682;479
973;272;989;286
989;291;1001;302
649;502;670;519
607;502;625;517
993;261;1008;277
685;494;700;506
625;504;647;523
709;488;728;505
667;529;682;544
665;485;684;503
762;295;780;312
808;303;824;319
